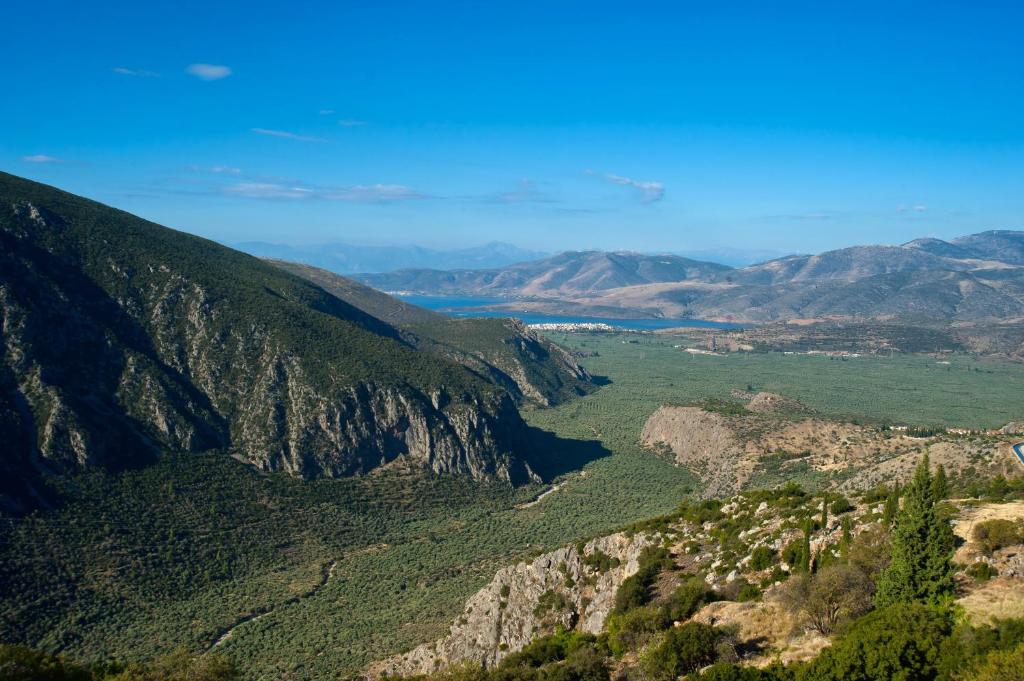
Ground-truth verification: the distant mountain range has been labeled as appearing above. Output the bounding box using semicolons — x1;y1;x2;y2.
234;240;548;274
0;173;592;512
355;232;1024;324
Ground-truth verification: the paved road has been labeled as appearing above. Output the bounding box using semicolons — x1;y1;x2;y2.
1014;442;1024;466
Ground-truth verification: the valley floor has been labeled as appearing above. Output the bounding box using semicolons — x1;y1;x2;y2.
3;332;1023;679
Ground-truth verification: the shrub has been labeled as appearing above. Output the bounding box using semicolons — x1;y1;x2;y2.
606;605;667;655
829;497;854;515
965;642;1024;681
748;546;777;571
805;604;952;680
582;549;620;573
973;519;1024;556
642;622;719;681
967;561;997;583
664;578;718;622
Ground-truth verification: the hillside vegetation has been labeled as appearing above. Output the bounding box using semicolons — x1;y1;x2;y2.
270;260;595;408
1;172;587;513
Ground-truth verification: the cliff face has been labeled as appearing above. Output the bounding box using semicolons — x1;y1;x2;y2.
0;173;540;511
369;532;656;677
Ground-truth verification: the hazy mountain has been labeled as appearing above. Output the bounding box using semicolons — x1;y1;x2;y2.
234;240;547;274
356;251;733;297
950;230;1024;265
0;173;574;511
356;232;1024;324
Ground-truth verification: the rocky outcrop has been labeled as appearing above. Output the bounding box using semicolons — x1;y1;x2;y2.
640;406;743;498
368;532;657;677
0;173;543;511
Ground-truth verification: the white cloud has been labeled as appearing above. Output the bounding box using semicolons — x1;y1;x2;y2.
319;109;336;115
338;119;367;127
251;128;326;143
897;204;928;213
223;183;315;199
22;154;63;163
221;181;425;202
113;67;159;77
586;170;664;203
185;63;232;81
209;165;241;174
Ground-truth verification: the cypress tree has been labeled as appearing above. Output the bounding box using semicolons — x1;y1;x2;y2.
875;454;956;607
800;519;813;573
839;516;853;562
883;485;900;526
932;464;949;500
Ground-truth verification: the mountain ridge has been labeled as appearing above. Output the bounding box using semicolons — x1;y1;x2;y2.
0;172;582;511
354;232;1024;323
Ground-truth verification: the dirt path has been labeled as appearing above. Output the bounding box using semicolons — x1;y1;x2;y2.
516;483;564;509
209;559;338;650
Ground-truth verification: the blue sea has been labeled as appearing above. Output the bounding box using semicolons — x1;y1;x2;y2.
395;295;742;330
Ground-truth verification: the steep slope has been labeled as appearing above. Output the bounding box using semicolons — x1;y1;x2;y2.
0;172;540;511
270;261;595;407
356;251;732;298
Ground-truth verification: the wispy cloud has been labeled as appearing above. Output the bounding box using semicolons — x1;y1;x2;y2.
22;154;65;163
113;67;159;77
897;204;928;213
585;169;665;203
251;128;326;143
338;119;367;127
222;181;426;202
319;109;336;115
490;179;556;204
766;212;831;220
187;164;242;175
185;63;232;81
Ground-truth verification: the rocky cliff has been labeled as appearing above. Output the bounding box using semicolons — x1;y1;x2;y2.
369;532;657;676
0;173;542;511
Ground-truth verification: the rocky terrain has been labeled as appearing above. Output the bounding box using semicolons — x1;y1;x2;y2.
0;173;592;512
369;532;658;677
370;489;1024;676
639;394;1019;497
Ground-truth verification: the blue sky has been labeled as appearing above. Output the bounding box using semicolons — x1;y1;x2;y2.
3;1;1022;257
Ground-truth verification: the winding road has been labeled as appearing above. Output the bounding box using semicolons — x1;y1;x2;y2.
209;560;338;650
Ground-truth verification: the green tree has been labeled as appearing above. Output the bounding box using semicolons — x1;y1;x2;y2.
875;454;956;608
883;485;900;526
932;464;949;500
839;516;853;562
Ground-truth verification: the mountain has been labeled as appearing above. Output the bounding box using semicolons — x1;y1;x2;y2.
233;240;547;274
356;233;1024;324
356;251;733;297
951;230;1024;265
269;260;595;407
0;173;566;512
